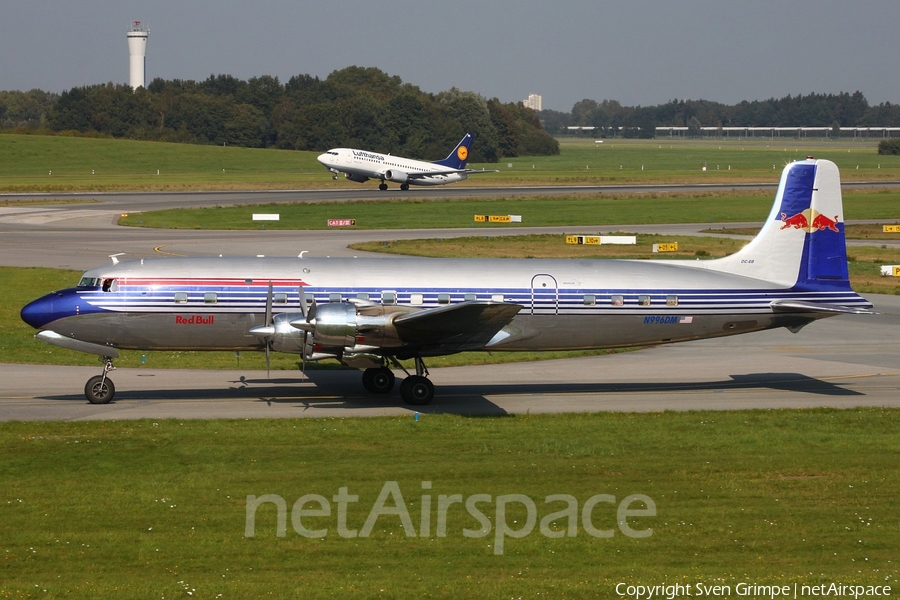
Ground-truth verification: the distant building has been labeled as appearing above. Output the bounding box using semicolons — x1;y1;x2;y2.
523;93;542;111
127;21;149;90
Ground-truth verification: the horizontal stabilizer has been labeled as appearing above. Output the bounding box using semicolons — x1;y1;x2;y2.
770;299;875;315
393;302;522;348
35;330;121;357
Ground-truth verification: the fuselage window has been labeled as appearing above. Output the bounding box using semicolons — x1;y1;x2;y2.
382;291;397;305
611;295;624;306
274;292;288;304
638;295;651;306
174;292;188;304
357;292;370;301
666;295;678;307
583;294;596;306
464;293;477;302
204;292;218;304
328;292;342;303
437;293;451;304
410;293;424;305
492;293;504;303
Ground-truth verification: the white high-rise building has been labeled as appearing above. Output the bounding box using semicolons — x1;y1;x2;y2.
523;93;543;111
127;21;149;90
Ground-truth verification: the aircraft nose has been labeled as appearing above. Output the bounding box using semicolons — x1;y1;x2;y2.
316;153;328;165
20;294;56;329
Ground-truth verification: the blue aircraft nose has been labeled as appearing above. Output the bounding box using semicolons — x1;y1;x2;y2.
21;294;55;329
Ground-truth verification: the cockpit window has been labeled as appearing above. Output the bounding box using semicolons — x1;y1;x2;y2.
101;279;118;292
78;277;101;287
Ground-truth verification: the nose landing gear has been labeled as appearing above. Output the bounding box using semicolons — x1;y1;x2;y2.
85;357;116;404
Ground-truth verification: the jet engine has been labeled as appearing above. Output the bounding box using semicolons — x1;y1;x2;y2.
383;169;409;184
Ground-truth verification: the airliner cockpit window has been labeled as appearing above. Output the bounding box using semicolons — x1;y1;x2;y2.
101;279;118;292
78;277;101;287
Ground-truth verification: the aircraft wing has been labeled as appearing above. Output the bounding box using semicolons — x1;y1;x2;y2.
397;167;499;179
392;301;522;350
770;299;876;315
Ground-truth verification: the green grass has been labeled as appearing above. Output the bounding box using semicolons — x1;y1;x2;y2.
1;410;897;597
3;134;899;192
116;188;900;230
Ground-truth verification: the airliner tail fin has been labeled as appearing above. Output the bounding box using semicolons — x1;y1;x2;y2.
711;158;851;290
433;133;474;170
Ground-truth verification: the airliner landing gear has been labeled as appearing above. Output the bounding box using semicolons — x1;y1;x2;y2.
400;183;409;191
378;182;388;191
399;356;434;406
85;357;116;404
362;366;395;394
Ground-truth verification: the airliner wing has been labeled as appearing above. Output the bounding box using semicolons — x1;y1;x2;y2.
400;167;499;180
392;302;521;349
404;168;466;179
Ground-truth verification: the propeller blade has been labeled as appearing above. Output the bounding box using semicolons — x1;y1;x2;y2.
298;285;308;319
308;296;317;322
300;331;308;373
265;281;274;326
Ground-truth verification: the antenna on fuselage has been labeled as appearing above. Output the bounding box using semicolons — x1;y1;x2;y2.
109;253;125;264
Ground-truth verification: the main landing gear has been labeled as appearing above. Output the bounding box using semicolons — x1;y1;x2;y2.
361;356;434;406
84;357;116;404
377;182;410;191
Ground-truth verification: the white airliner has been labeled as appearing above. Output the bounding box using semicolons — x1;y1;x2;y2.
21;158;872;406
317;133;495;190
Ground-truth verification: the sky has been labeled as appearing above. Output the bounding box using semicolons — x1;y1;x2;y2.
2;0;899;113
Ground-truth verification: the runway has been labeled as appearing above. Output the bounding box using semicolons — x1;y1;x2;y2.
3;185;899;419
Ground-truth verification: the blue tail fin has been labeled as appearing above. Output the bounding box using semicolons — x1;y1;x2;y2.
710;158;850;289
433;134;474;170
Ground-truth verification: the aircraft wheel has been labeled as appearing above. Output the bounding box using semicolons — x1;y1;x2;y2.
85;375;115;404
379;183;388;191
400;183;409;191
362;367;395;394
400;375;434;406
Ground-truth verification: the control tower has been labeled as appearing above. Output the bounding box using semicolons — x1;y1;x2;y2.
127;21;149;90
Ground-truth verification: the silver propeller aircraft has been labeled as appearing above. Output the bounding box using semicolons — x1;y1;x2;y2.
21;158;872;406
316;133;495;190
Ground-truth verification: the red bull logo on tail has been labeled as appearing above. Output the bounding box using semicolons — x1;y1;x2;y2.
811;213;840;232
780;209;840;233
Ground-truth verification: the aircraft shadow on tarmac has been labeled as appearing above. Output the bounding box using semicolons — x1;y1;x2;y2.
41;371;863;415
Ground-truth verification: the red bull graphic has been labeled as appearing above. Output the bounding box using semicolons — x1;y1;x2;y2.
780;211;809;230
779;209;840;233
811;213;840;232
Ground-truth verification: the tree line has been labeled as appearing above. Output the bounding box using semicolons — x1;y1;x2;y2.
3;68;899;152
0;67;558;162
540;92;900;138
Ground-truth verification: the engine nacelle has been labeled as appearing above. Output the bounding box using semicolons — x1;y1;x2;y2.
345;173;370;183
301;302;404;351
313;303;359;348
383;169;409;184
